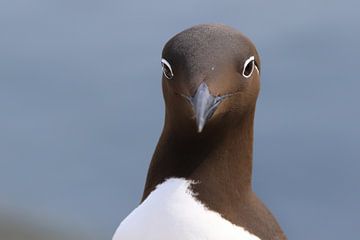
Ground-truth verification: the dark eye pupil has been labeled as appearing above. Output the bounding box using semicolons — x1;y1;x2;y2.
164;66;171;76
162;64;173;79
243;60;254;77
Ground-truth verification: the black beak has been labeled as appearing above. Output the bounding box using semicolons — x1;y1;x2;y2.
188;82;226;133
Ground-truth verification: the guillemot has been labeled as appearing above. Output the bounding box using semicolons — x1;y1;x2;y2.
113;24;286;240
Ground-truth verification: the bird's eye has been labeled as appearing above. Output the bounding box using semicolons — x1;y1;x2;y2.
161;58;174;79
242;56;255;78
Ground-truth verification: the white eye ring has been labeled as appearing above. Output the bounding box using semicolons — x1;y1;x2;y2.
161;58;174;79
242;56;255;78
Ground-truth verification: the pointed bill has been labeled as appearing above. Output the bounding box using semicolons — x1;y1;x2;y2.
190;82;224;132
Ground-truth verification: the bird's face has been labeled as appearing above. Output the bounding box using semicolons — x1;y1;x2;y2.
161;25;261;133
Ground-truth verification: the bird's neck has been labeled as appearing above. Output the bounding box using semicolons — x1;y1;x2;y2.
142;109;255;201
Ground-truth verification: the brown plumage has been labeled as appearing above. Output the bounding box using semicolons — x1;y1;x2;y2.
142;24;287;240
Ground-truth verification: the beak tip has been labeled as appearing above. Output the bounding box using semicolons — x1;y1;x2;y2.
197;119;205;133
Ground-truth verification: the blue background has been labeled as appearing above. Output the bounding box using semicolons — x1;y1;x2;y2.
1;1;359;239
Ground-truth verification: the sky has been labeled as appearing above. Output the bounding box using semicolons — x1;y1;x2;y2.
0;0;359;239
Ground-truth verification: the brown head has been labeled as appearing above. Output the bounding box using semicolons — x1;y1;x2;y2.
160;24;261;134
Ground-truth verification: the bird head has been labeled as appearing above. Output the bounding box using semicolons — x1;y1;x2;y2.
161;24;261;133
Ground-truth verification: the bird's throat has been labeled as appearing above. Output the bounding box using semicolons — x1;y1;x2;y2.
142;109;255;201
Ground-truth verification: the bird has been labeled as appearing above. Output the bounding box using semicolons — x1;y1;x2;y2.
113;24;287;240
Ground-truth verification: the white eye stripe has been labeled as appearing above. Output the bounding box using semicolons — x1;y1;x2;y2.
254;65;259;74
161;58;174;79
242;56;255;78
244;56;255;66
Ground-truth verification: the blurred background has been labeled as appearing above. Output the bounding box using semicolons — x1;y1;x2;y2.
1;0;359;239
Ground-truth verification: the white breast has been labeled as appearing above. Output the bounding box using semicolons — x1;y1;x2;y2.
113;178;261;240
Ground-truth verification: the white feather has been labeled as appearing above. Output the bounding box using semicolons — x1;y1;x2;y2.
113;178;261;240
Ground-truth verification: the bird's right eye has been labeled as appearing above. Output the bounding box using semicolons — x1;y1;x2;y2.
161;58;174;79
242;56;255;78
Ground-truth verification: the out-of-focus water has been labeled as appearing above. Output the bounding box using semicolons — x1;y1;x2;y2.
1;0;359;239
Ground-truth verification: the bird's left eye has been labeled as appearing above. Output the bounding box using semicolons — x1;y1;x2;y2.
242;56;255;78
161;58;174;79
